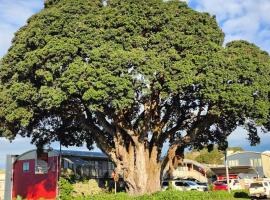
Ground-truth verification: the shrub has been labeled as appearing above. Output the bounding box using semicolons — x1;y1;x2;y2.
58;177;74;200
16;196;23;200
73;179;103;196
233;190;249;198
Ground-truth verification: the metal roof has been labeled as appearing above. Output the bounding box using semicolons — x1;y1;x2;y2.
13;149;108;161
54;150;108;159
63;157;90;166
210;165;257;176
227;151;270;158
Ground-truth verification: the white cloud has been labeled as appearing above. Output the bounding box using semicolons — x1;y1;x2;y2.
0;23;17;56
228;127;270;151
190;0;270;53
0;0;43;57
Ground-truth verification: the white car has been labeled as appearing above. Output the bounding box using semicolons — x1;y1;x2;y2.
162;180;206;191
229;179;242;190
262;181;270;197
196;182;209;191
249;181;270;199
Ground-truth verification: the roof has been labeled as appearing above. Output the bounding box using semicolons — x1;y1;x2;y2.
183;159;209;170
227;151;270;158
63;157;90;166
210;165;257;176
14;149;108;162
54;150;108;159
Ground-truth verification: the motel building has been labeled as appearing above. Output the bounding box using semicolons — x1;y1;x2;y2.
210;151;270;189
164;159;209;183
4;149;115;200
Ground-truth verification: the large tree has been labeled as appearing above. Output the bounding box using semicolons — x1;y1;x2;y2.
0;0;270;195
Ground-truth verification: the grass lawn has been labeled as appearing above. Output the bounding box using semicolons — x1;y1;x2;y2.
71;190;250;200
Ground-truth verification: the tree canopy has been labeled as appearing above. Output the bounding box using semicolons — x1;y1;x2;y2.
0;0;270;194
185;146;244;165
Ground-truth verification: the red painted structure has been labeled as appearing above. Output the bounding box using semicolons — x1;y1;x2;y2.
11;150;59;200
217;174;238;181
6;149;113;200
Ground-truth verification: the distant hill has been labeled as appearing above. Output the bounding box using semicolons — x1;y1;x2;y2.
185;146;243;165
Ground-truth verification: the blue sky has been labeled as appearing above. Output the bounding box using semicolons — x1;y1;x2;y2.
0;0;270;169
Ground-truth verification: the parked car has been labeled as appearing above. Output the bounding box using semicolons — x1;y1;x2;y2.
213;181;228;191
249;181;270;199
229;179;242;190
196;182;209;191
162;180;207;191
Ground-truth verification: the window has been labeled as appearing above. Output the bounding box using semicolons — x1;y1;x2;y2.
35;152;48;174
23;162;30;172
162;182;169;186
250;158;262;167
258;159;262;166
229;160;239;167
250;183;263;188
250;159;254;166
175;182;184;186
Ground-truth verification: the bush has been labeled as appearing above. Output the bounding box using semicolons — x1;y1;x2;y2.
16;196;23;200
73;179;103;196
58;177;74;200
233;190;249;198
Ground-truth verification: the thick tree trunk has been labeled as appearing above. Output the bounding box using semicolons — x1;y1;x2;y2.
114;142;162;195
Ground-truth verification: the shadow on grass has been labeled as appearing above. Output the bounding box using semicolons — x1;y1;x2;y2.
234;191;250;199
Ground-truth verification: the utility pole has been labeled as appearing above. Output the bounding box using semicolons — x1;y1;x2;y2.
57;141;62;199
225;149;231;193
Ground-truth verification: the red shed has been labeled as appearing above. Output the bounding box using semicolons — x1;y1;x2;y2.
8;149;59;200
4;149;114;200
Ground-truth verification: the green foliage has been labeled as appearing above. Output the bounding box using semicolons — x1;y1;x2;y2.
167;181;174;191
208;184;214;191
16;196;23;200
70;190;249;200
73;179;103;196
59;177;74;200
233;190;249;199
185;146;243;165
0;0;270;194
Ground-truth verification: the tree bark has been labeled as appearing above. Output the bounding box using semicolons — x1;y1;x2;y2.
113;140;162;195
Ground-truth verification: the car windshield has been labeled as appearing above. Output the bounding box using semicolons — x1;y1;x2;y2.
175;182;184;186
250;183;263;188
197;182;206;185
186;181;197;186
215;182;225;185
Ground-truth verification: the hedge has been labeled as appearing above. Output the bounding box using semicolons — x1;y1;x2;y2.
71;190;249;200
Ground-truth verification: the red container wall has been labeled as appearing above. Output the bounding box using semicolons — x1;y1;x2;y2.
12;156;58;200
217;174;238;181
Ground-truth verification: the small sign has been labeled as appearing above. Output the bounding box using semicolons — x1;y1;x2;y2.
112;171;119;182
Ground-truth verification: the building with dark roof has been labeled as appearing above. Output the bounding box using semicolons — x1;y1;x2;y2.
4;149;115;200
